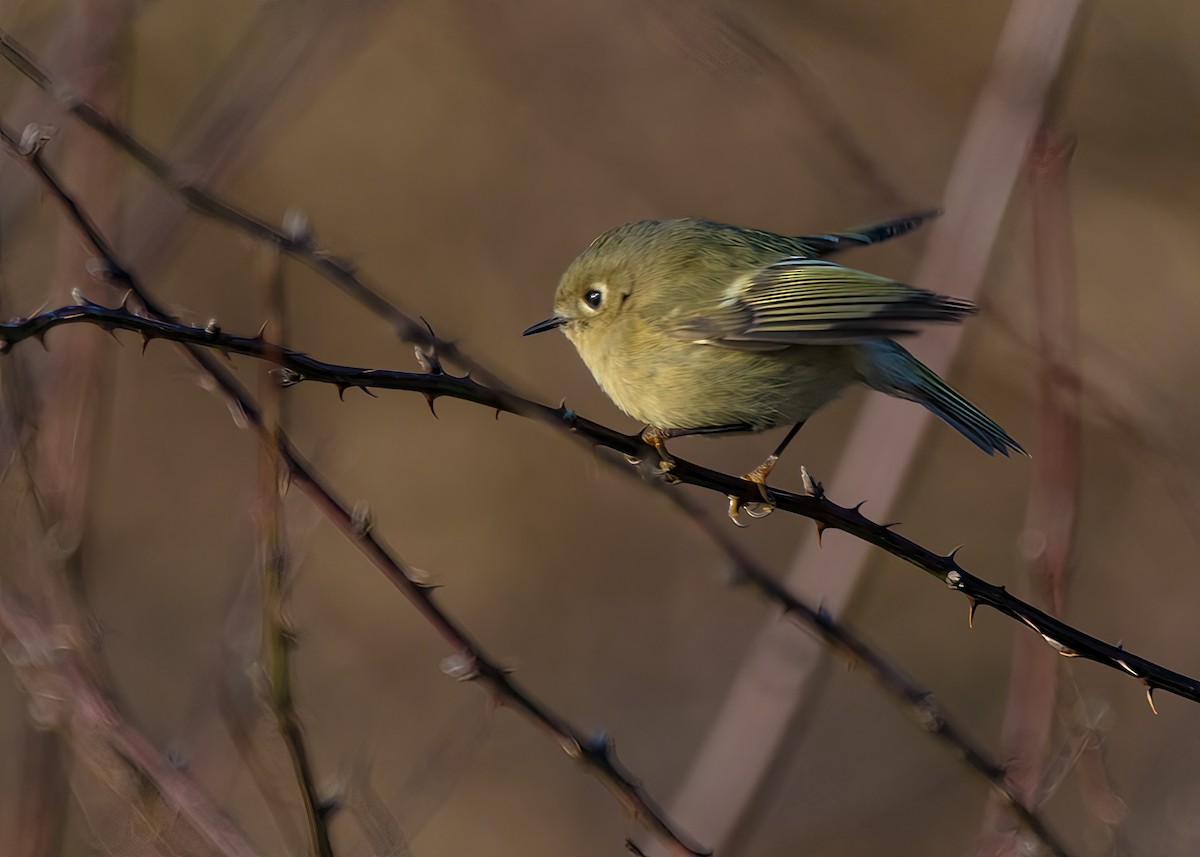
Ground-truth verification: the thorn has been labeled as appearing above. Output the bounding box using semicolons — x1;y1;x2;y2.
141;333;151;354
799;466;823;498
814;520;826;546
1145;685;1159;716
119;290;133;310
359;385;377;398
413;316;443;375
966;597;978;628
35;331;49;350
946;545;963;563
336;384;349;401
423;393;439;418
494;408;502;421
254;319;269;341
882;521;901;531
852;500;867;514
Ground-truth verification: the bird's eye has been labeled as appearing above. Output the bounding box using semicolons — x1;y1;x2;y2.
584;289;604;309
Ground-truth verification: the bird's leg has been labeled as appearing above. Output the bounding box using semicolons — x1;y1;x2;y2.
729;421;806;525
635;424;753;474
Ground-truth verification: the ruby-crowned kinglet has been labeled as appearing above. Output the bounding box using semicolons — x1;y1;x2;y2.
524;212;1024;519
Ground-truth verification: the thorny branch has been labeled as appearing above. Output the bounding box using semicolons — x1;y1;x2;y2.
0;126;709;857
0;26;1186;855
0;113;1076;857
0;297;1077;857
3;299;1199;717
257;249;334;857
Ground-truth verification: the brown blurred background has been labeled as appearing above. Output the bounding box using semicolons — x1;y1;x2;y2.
1;1;1199;855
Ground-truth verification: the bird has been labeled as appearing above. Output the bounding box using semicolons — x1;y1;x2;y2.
523;211;1025;522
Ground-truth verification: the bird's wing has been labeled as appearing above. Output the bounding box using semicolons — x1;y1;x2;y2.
793;208;941;257
666;258;975;346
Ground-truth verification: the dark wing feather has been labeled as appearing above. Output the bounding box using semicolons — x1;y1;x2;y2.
794;208;941;257
667;258;975;347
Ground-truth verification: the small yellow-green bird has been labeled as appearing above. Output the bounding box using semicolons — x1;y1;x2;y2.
524;212;1024;518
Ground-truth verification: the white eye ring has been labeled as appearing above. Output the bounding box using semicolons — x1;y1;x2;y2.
582;283;605;311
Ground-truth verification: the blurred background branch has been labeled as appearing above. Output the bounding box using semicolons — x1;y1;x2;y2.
2;2;1198;855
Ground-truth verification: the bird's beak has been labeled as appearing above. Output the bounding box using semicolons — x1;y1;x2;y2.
522;316;567;336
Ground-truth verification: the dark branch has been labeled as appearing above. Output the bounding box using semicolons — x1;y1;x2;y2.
0;127;708;857
4;300;1198;717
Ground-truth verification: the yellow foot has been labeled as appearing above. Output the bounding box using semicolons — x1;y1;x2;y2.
726;454;780;525
639;427;677;475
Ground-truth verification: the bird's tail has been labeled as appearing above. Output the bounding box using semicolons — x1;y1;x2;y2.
857;340;1027;457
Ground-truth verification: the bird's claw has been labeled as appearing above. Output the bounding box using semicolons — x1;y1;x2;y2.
726;480;776;525
649;457;675;476
625;449;677;481
725;455;782;525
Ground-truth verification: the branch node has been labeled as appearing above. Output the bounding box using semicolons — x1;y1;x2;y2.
945;570;963;589
316;795;341;822
350;502;373;537
273;367;303;387
18;121;54;156
439;652;480;682
281;206;313;247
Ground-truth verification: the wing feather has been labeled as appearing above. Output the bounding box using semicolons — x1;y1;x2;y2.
794;209;942;256
666;258;975;347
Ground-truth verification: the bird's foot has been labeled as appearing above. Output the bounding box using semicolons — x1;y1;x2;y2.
639;427;678;475
726;454;780;526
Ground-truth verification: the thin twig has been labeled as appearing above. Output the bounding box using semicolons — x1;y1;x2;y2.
6;4;132;855
0;123;708;857
0;30;1171;855
0;597;265;857
976;126;1087;857
659;490;1071;857
0;296;1077;857
3;301;1198;714
258;247;334;857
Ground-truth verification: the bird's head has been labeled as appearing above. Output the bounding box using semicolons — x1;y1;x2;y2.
522;222;659;344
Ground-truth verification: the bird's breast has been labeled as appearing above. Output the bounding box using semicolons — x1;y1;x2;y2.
573;323;860;431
